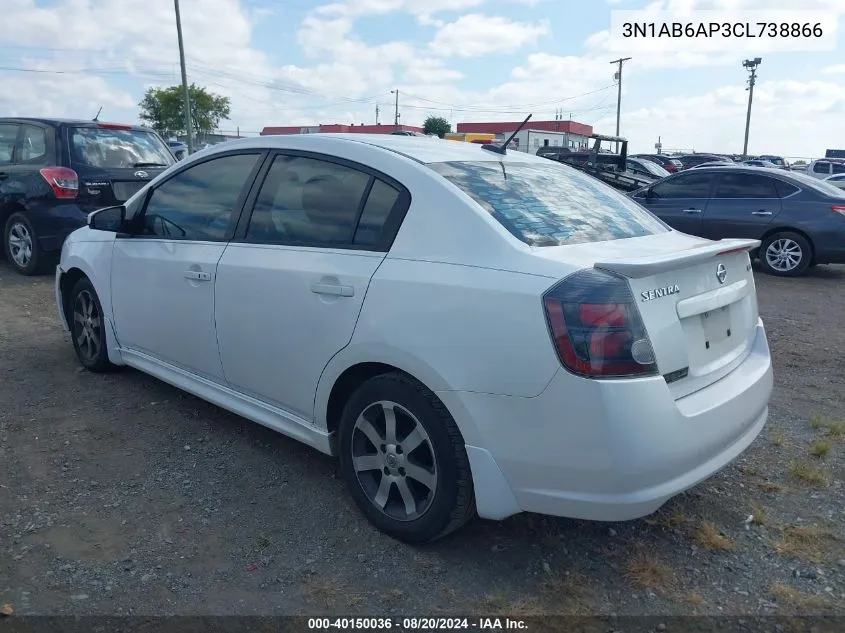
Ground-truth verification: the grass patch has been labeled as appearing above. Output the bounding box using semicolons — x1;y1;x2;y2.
750;501;767;526
757;480;784;493
788;460;830;487
624;549;674;592
476;592;543;616
645;509;688;529
771;525;839;563
695;521;735;550
541;573;596;614
303;579;342;608
810;415;845;439
771;583;830;609
809;440;832;458
771;434;785;446
683;591;706;606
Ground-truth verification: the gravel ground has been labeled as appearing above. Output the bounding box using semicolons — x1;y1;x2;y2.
1;259;844;618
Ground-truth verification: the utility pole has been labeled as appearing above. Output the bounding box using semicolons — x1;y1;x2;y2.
742;57;762;158
390;89;399;128
610;57;631;153
174;0;194;154
375;104;380;126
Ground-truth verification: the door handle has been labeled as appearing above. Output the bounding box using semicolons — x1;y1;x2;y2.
683;208;702;214
751;210;772;216
310;282;354;297
184;270;212;281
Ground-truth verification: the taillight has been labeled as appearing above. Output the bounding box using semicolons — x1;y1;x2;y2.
832;205;845;217
39;167;78;199
542;268;658;379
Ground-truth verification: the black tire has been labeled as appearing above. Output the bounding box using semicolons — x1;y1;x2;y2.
3;212;44;275
338;372;476;543
758;231;812;277
69;277;116;373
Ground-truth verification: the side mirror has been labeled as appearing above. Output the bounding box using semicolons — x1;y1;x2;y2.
88;205;126;232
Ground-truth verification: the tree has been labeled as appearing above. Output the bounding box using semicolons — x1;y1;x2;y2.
138;84;231;141
423;116;451;138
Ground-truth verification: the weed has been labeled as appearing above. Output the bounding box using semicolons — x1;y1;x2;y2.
750;501;767;525
771;583;830;609
788;460;830;487
771;434;785;446
695;521;735;550
809;440;832;458
624;549;674;591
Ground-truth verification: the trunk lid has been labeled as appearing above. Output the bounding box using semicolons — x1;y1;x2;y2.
74;166;165;210
532;234;761;398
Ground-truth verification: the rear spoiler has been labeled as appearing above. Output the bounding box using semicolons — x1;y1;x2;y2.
594;238;759;278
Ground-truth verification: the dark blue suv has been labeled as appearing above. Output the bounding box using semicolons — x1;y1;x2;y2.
0;118;175;275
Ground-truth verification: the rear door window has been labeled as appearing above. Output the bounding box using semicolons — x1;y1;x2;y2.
0;123;19;166
18;125;48;166
714;173;778;198
427;160;668;247
70;127;174;169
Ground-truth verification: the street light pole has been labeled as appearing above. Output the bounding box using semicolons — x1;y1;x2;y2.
610;57;631;153
174;0;194;154
391;89;399;129
742;57;762;159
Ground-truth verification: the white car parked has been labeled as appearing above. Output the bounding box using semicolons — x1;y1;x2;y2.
55;134;773;543
824;174;845;190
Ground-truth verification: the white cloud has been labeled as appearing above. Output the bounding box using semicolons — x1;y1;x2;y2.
822;64;845;74
615;79;845;158
430;14;550;57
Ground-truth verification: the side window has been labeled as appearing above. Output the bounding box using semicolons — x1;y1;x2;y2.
140;153;260;240
813;161;830;175
651;173;713;198
18;125;48;165
774;180;800;198
245;154;370;246
354;179;401;247
714;173;778;198
0;123;19;166
832;163;845;175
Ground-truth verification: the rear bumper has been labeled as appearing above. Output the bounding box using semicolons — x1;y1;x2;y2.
439;319;772;522
30;202;89;252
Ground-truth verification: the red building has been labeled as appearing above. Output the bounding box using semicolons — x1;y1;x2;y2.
261;123;424;136
456;120;593;136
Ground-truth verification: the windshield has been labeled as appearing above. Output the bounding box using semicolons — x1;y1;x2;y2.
426;160;669;247
635;159;670;177
70;127;175;169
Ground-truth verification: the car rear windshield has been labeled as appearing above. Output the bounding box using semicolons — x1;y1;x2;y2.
427;160;669;247
70;127;175;169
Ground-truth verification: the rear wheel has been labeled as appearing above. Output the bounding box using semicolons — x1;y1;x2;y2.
338;372;475;543
69;277;115;373
4;212;43;275
759;231;812;277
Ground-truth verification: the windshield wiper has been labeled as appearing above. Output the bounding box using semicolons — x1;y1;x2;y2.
133;162;168;168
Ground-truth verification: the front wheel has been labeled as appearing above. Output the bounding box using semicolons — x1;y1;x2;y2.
69;278;116;372
759;231;812;277
338;373;475;543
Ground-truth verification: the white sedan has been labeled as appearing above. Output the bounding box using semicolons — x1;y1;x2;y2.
55;134;773;543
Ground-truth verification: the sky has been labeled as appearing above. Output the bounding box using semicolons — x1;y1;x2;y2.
1;0;844;159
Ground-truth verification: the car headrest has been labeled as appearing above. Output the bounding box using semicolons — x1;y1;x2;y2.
302;175;354;223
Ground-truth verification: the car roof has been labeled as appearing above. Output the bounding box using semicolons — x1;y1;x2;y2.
203;133;546;165
0;116;153;131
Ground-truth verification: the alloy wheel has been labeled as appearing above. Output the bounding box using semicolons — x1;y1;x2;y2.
8;222;33;268
351;400;438;522
765;238;803;272
73;290;102;363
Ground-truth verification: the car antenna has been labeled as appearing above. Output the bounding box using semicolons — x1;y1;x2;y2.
482;113;532;155
92;106;102;121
